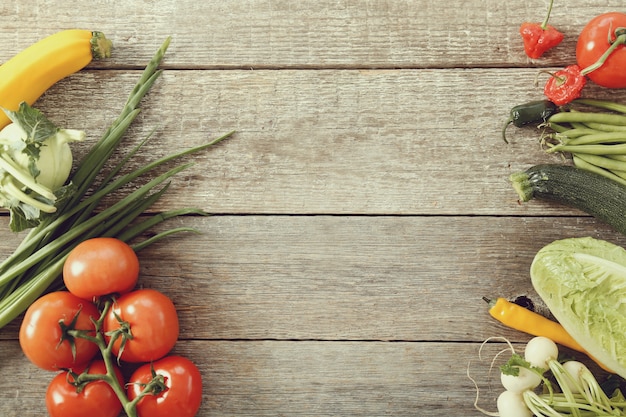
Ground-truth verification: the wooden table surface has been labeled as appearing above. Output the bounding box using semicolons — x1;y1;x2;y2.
2;1;626;416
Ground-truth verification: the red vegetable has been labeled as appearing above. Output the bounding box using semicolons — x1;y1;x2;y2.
543;65;587;106
19;291;100;371
46;360;124;417
520;0;563;59
576;12;626;89
127;356;203;417
104;289;179;363
63;237;139;301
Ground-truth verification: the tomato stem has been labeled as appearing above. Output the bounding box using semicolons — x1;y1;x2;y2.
68;296;177;417
69;298;140;416
581;33;626;76
124;372;169;416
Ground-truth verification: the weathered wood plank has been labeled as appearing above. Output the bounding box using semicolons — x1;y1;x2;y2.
23;68;626;217
1;215;624;341
0;0;623;69
1;1;624;416
0;339;556;417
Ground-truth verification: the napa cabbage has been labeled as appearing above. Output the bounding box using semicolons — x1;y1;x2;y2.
531;236;626;378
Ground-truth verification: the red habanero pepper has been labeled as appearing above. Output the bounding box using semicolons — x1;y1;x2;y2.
519;0;564;59
543;65;587;106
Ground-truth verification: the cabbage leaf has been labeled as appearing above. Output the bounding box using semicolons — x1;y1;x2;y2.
531;236;626;378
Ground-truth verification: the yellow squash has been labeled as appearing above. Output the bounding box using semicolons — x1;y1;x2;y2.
0;29;112;128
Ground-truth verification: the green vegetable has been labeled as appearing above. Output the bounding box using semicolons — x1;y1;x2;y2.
542;99;626;186
502;100;558;143
471;336;626;417
510;163;626;233
510;164;626;236
0;103;84;229
531;236;626;379
0;37;235;329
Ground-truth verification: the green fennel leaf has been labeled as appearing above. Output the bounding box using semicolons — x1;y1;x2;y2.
3;102;59;144
9;205;39;232
3;102;61;181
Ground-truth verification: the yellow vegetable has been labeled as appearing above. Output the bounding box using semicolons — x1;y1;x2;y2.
0;29;112;128
485;296;612;373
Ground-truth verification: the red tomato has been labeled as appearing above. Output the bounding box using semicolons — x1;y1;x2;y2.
63;237;140;300
104;289;179;363
127;355;202;417
46;359;124;417
19;291;100;371
576;12;626;88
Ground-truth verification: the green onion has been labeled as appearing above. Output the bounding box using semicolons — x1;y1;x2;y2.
0;37;235;328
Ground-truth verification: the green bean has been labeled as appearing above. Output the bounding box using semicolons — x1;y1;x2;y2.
548;111;626;126
572;155;626;187
556;127;604;139
584;122;626;132
573;98;626;114
608;154;626;162
573;153;626;172
570;121;589;130
546;122;570;133
547;143;626;155
563;131;626;146
610;169;626;181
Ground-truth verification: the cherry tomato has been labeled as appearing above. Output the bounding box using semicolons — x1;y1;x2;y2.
127;355;202;417
576;12;626;88
46;359;124;417
104;289;179;363
19;291;100;371
63;237;140;300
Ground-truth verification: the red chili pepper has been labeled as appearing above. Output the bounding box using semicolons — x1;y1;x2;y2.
520;23;564;59
543;65;587;106
519;0;564;59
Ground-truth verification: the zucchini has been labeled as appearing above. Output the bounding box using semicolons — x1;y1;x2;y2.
510;164;626;236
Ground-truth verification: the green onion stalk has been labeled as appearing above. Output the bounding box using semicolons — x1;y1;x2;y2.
0;37;235;328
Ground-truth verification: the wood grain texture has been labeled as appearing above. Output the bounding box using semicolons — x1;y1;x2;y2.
24;68;626;216
2;215;624;342
0;0;624;416
0;0;623;69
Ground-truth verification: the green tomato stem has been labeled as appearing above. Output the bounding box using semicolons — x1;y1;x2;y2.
69;298;176;417
581;33;626;76
70;299;139;417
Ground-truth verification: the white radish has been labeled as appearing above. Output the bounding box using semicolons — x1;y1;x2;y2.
524;336;559;370
497;390;532;417
501;366;542;393
561;360;589;394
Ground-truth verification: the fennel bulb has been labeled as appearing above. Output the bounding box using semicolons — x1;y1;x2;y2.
0;102;84;231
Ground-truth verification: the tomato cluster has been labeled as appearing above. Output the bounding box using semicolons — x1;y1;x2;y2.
18;237;202;417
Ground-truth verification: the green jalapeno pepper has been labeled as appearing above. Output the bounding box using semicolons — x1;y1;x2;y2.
502;100;558;143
